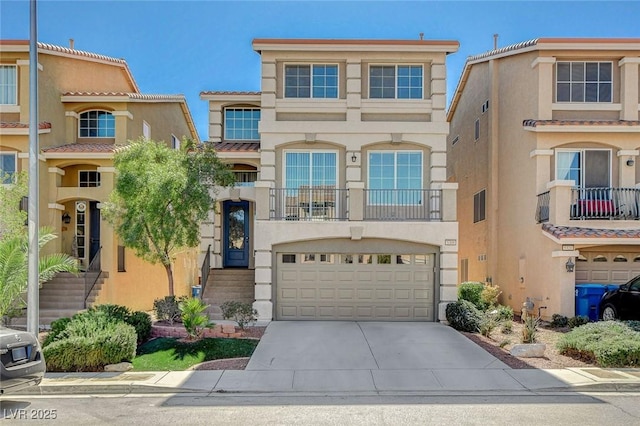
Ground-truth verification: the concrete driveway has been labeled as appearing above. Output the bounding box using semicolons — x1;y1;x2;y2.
246;321;507;371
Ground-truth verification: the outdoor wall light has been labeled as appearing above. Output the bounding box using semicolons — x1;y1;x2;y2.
62;212;71;224
565;257;575;273
351;153;358;163
627;157;635;167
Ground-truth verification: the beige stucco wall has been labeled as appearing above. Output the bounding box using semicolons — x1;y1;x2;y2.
449;46;640;319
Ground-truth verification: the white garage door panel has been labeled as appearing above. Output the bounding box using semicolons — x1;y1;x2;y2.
576;251;640;284
276;253;435;321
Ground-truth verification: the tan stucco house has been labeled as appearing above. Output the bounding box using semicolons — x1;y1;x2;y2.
447;38;640;319
200;38;460;322
0;40;200;320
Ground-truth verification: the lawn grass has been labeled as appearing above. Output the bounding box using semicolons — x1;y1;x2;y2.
132;337;259;371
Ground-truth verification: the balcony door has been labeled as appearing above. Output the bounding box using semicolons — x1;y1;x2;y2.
557;149;611;189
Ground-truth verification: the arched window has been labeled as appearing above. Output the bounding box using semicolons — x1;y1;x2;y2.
592;255;608;262
613;255;628;262
79;110;115;137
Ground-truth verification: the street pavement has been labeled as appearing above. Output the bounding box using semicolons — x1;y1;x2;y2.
6;322;640;396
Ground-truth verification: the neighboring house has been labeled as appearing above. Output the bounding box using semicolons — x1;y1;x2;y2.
0;40;200;319
201;38;460;322
447;38;640;319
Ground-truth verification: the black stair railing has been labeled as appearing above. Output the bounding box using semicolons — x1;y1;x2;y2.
84;247;102;308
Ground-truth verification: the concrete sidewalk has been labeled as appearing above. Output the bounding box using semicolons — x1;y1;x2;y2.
9;366;640;396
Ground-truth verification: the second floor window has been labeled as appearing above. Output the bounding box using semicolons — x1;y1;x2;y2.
79;171;101;187
556;61;612;103
0;152;17;184
79;111;115;137
556;149;610;188
0;65;17;105
284;64;338;98
370;65;423;99
368;151;422;204
224;108;260;140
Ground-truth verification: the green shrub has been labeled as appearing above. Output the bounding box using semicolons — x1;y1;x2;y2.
445;300;482;332
557;321;640;367
153;296;183;325
492;305;514;322
179;297;212;339
479;311;499;337
481;283;502;308
458;282;487;310
568;315;589;328
128;311;152;344
43;320;137;371
624;321;640;333
501;321;513;334
220;301;258;330
550;314;569;328
43;317;72;347
521;315;539;343
87;304;131;323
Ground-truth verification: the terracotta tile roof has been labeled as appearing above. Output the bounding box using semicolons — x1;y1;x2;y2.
542;223;640;239
0;121;52;129
36;42;127;65
42;143;123;153
253;38;460;47
200;91;261;96
213;142;260;152
524;119;640;128
62;92;185;101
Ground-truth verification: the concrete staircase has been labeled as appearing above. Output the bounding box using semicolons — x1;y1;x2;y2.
202;269;255;320
9;272;106;329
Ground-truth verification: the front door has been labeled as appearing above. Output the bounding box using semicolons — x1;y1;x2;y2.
224;200;250;268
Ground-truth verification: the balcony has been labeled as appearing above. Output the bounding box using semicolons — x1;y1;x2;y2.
267;187;451;222
536;184;640;224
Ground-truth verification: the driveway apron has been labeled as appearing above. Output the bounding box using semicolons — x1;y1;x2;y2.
246;321;507;371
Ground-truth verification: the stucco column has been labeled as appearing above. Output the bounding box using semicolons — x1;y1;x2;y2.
552;250;580;318
65;112;78;143
346;181;364;221
530;149;554;194
619;58;640;121
547;180;574;225
433;182;458;221
254;181;272;220
111;111;132;144
618;150;639;188
531;57;555;120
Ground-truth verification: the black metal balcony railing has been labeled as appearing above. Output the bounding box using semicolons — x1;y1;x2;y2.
270;187;348;221
536;191;550;223
364;189;442;221
536;187;640;223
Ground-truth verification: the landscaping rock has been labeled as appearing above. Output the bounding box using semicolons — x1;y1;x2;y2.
510;343;546;358
104;362;133;372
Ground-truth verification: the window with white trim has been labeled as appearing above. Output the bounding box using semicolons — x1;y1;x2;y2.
284;151;337;219
79;110;115;137
171;134;181;150
284;64;338;98
79;171;101;187
556;149;611;188
368;151;422;204
143;121;151;139
224;108;260;140
0;65;17;105
556;61;612;103
369;65;423;99
0;152;17;184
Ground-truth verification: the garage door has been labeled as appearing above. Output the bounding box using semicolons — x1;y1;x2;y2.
276;252;435;321
576;251;640;284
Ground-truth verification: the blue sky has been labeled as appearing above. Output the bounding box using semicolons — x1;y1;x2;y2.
2;0;640;141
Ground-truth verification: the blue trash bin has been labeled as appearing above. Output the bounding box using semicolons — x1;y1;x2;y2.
575;283;609;321
192;285;202;298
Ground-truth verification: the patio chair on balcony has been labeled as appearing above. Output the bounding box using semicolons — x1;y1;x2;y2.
298;185;336;219
572;199;616;219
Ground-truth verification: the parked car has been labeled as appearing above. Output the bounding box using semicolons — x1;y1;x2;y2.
0;327;46;395
599;275;640;321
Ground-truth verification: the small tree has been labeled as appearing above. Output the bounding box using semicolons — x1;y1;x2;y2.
103;138;234;296
0;172;28;239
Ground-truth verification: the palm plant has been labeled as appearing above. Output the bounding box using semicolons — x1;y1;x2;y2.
0;227;78;325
